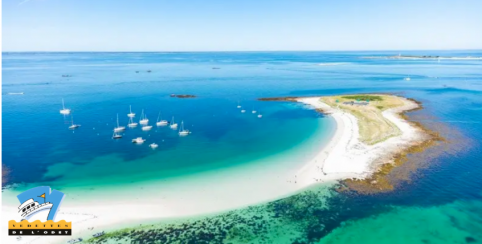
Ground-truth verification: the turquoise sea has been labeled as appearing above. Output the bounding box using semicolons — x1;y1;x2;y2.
2;51;482;243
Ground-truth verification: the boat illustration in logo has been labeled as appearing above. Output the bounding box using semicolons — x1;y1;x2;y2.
15;186;65;222
9;186;72;236
18;197;54;221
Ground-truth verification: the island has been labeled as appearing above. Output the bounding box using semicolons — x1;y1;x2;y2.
361;54;482;60
260;94;442;192
170;94;197;98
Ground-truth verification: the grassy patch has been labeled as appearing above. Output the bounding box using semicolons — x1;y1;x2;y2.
321;94;404;145
341;95;383;101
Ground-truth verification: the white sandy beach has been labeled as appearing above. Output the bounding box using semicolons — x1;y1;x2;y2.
295;96;423;187
1;96;423;244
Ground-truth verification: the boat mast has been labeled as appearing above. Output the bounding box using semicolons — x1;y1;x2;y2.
117;114;119;127
62;98;65;110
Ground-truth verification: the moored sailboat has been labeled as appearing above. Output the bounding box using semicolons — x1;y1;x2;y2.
127;105;135;118
128;117;138;128
178;121;190;136
139;110;149;125
114;114;126;132
156;111;168;126
68;114;80;129
169;116;178;129
60;98;71;115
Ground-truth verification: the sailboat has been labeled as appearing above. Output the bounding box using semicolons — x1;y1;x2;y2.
114;114;126;132
156;112;168;126
257;111;263;118
169;116;178;129
252;107;257;114
237;101;241;108
149;143;158;149
127;105;135;118
139;110;149;125
68;114;80;129
112;131;122;139
178;121;190;136
142;124;153;131
60;98;71;115
128;117;138;128
241;109;246;113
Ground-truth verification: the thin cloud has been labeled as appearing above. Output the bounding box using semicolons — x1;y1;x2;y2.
18;0;32;6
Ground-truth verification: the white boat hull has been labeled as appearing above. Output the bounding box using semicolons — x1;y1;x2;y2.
132;139;145;144
128;123;138;128
114;127;125;132
157;121;168;126
140;120;149;125
142;126;153;131
60;109;71;115
69;125;80;129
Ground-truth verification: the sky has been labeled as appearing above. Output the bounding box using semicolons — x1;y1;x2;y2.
2;0;482;51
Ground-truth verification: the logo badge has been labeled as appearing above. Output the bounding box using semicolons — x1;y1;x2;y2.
8;186;72;236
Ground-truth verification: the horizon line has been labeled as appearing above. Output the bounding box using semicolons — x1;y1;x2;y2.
2;48;482;53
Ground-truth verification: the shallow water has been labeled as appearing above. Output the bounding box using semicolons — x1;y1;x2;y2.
2;51;482;243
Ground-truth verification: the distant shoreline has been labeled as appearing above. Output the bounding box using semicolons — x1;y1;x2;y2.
361;55;482;60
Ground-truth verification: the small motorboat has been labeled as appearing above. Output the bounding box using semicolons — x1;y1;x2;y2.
169;116;178;129
156;112;168;126
60;98;71;115
127;105;135;118
112;131;122;139
241;110;246;113
258;114;263;118
149;143;158;149
67;238;83;243
142;125;153;131
93;231;105;238
404;77;411;81
132;137;146;144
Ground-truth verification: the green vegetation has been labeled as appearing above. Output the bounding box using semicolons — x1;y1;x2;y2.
321;94;405;145
341;95;383;101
